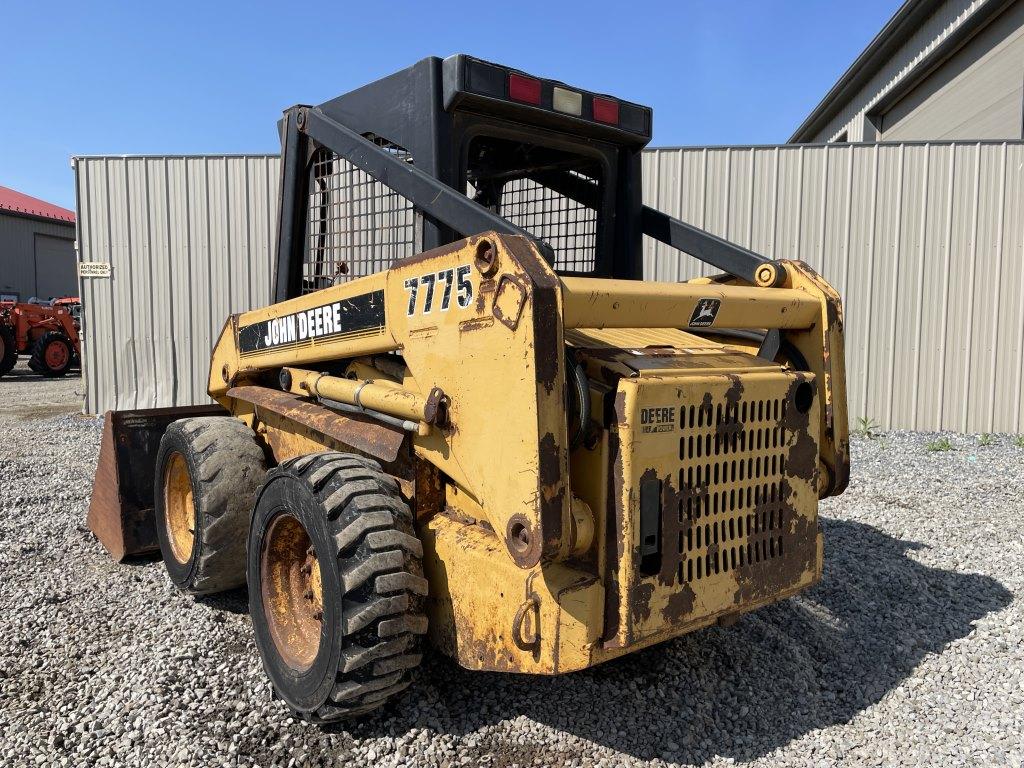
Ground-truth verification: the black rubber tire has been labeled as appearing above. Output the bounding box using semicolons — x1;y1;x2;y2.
248;451;428;722
0;326;16;377
154;417;268;594
27;330;74;377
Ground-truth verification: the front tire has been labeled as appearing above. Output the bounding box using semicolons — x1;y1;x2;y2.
248;452;427;721
154;417;267;594
28;330;73;377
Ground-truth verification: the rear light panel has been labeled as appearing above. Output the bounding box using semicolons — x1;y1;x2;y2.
443;55;652;140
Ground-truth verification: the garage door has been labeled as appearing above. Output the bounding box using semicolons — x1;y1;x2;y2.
34;234;77;300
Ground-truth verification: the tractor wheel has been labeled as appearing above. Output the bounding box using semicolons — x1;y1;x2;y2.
248;452;427;722
155;417;268;594
0;326;16;377
28;331;74;377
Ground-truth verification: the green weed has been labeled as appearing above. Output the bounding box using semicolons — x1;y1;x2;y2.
855;416;881;439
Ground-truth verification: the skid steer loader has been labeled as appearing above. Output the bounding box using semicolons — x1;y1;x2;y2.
88;55;849;722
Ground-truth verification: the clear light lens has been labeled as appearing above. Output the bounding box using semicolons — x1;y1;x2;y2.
552;87;582;116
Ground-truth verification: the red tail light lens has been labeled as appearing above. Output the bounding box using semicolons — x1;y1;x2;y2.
509;73;542;105
592;97;619;125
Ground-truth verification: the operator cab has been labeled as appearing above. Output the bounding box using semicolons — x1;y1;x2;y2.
277;55;653;300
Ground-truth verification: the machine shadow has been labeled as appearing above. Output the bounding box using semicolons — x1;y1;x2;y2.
348;517;1012;763
0;367;81;383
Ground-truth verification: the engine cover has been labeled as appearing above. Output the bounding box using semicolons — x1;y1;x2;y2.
571;330;824;650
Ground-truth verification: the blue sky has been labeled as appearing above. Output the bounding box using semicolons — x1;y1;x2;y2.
1;0;901;210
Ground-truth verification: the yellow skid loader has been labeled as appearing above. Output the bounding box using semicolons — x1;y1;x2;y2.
88;55;849;722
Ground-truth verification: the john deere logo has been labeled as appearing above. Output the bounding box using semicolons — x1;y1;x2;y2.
688;298;721;327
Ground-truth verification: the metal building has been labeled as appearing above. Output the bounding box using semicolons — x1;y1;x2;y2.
0;186;77;302
72;155;278;410
792;0;1024;143
74;140;1024;433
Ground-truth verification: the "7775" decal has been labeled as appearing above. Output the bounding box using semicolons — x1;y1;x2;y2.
404;265;473;316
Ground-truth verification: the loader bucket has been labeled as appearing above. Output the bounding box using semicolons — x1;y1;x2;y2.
88;405;225;561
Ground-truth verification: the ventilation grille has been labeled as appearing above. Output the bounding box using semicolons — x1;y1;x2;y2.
303;140;416;293
499;175;598;273
677;397;790;583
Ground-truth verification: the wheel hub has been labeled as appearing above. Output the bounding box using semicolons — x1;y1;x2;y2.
261;513;324;671
163;452;195;564
44;340;69;369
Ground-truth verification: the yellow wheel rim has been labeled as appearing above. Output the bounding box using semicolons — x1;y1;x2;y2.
164;452;196;565
261;513;324;671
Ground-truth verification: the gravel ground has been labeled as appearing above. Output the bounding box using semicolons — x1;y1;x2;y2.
1;359;1021;767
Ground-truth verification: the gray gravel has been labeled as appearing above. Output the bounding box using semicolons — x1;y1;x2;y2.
1;359;1021;767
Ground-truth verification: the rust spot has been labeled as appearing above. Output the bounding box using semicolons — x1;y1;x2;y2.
663;582;696;624
458;316;494;333
787;428;819;484
732;504;817;606
830;438;851;495
492;274;528;331
413;459;444;521
227;385;405;464
724;374;744;406
537;432;566;557
505;513;542;568
475;278;496;314
629;582;654;625
601;390;627;644
778;374;819;485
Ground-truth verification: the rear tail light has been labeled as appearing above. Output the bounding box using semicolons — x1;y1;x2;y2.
552;86;583;116
447;56;650;138
592;97;619;125
509;73;542;105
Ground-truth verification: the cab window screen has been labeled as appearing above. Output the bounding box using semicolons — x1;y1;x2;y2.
466;136;602;273
303;138;417;293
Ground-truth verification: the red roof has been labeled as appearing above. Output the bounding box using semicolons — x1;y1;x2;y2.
0;185;75;224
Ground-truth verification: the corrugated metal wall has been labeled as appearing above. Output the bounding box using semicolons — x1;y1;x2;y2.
76;142;1024;433
643;141;1024;433
73;155;279;413
0;212;76;299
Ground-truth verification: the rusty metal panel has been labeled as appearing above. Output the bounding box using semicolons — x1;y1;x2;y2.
87;405;224;560
226;385;406;463
73;155;282;415
643;140;1024;432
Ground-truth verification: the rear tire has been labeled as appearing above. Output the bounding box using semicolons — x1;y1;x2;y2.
0;326;16;377
28;330;73;377
154;417;267;594
248;451;427;722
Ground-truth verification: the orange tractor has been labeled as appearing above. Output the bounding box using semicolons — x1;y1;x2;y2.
0;298;81;378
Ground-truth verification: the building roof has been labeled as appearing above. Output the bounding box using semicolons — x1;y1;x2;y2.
790;0;943;142
0;185;76;224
